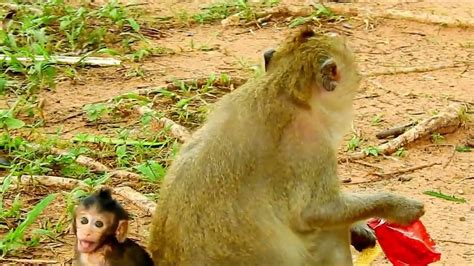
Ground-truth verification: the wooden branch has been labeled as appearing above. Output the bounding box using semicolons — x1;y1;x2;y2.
114;186;156;215
110;170;142;180
344;103;467;161
50;147;110;172
384;9;474;28
345;162;440;185
376;121;417;139
326;4;474;28
29;144;142;180
137;106;191;143
364;63;466;77
0;55;121;66
0;175;85;190
436;239;474;246
164;76;247;91
0;175;156;214
135;76;246;96
0;258;59;264
372;162;440;179
244;14;273;27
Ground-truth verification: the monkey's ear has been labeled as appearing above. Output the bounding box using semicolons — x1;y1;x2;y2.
115;219;128;243
263;49;276;71
320;58;340;91
295;26;315;43
71;206;78;234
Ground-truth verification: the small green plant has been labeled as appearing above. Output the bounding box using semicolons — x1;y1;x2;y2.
83;103;110;122
423;190;466;203
455;145;471;152
346;135;361;151
192;0;258;24
362;146;380;157
116;145;131;167
0;110;26;130
0;193;56;256
370;114;384;125
82;173;111;188
394;147;407;157
289;4;338;28
135;161;166;183
431;133;445;144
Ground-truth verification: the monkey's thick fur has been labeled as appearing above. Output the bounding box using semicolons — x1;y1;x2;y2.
148;28;425;265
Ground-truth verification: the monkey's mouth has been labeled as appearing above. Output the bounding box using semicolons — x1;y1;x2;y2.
78;240;98;253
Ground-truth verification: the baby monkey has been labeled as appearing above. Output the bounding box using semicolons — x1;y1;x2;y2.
72;187;153;266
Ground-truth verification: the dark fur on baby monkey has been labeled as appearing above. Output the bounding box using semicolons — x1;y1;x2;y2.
72;187;153;266
149;27;424;265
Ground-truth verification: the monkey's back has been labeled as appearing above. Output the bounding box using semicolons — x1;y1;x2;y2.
148;79;309;264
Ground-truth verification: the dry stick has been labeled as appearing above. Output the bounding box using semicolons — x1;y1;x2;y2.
376;121;417;139
0;175;84;190
363;63;465;77
0;258;59;264
372;162;440;179
136;76;247;96
436;239;474;246
0;55;121;67
325;4;474;28
137;106;191;143
442;144;457;168
383;9;474;28
0;175;156;214
114;186;157;215
244;14;273;27
343;103;466;162
345;162;440;185
50;147;110;173
28;144;142;180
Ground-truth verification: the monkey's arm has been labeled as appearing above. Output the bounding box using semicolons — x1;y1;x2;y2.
298;192;424;231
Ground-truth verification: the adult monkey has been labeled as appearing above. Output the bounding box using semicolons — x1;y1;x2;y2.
264;44;376;253
149;27;424;265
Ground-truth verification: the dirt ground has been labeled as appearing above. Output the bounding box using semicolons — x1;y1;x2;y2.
1;0;473;265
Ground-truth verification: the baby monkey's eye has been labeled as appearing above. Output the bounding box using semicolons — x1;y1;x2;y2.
95;220;104;228
80;217;88;224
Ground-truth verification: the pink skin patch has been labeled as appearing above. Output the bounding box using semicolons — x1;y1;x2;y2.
333;66;341;82
78;239;99;253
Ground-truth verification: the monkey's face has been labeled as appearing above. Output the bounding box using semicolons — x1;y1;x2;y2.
74;206;115;253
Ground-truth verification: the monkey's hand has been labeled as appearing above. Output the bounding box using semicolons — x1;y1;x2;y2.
350;222;376;252
383;196;425;226
298;192;425;230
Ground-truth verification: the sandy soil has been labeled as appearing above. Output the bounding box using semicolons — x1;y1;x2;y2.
0;0;473;265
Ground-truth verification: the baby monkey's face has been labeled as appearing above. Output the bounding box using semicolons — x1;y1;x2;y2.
74;206;114;253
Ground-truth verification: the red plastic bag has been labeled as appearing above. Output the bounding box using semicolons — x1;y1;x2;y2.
367;218;441;266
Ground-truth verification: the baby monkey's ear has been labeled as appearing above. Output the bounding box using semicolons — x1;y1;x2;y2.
115;219;129;243
295;26;316;43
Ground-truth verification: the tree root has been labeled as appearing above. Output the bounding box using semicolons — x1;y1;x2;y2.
136;105;191;143
326;4;474;28
343;103;467;161
0;175;156;214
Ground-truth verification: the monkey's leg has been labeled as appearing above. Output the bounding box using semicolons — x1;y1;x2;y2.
350;222;376;252
300;192;424;230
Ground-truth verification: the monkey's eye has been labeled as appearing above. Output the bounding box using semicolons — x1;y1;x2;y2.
95;220;104;228
80;217;88;224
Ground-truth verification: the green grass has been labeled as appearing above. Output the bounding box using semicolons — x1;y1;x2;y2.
0;0;176;256
0;0;161;97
